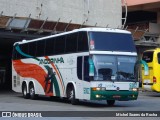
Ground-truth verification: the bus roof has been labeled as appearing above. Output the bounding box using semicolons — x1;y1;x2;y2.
14;27;131;45
75;27;131;34
144;48;160;52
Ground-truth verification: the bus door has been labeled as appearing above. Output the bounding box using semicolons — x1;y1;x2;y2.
82;56;91;100
77;56;90;100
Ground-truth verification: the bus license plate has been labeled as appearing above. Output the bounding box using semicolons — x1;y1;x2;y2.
113;95;121;98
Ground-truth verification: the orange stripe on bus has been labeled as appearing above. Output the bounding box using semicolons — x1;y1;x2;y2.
13;60;53;96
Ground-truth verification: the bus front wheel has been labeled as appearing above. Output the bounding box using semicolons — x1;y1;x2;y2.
22;84;30;99
67;86;79;105
107;100;115;106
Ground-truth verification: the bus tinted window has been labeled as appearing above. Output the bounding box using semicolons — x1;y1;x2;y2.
45;38;55;56
36;40;45;57
21;44;29;59
89;32;136;52
78;32;88;52
66;33;78;53
142;51;153;63
55;36;66;55
29;42;36;57
77;56;89;81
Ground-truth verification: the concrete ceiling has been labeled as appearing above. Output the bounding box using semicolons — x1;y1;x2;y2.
126;0;160;12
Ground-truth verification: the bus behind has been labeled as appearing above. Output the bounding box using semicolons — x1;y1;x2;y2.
142;48;160;92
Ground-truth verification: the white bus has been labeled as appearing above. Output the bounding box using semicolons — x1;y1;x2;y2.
12;28;139;106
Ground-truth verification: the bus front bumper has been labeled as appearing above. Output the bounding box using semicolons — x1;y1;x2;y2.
90;90;138;101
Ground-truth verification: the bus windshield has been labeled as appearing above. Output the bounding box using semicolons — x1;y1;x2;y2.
89;32;136;52
92;55;137;81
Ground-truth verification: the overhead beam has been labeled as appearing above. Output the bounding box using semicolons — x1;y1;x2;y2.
0;31;45;40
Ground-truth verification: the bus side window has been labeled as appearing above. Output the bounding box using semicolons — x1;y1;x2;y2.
29;42;36;57
36;40;45;57
65;33;78;53
55;36;66;55
45;38;55;56
157;53;160;64
21;44;29;59
77;32;88;52
77;57;82;80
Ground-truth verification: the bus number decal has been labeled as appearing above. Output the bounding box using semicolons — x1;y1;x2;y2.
84;88;90;94
98;83;102;87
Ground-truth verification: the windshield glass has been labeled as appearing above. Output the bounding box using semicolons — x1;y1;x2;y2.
92;55;137;81
89;32;136;52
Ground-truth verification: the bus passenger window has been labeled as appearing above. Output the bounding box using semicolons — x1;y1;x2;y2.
21;44;29;59
29;42;36;57
55;36;66;55
36;40;45;57
78;32;88;52
45;38;55;56
66;33;78;53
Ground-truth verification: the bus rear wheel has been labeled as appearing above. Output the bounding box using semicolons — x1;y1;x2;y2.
22;84;30;99
29;84;38;100
107;100;115;106
67;86;79;105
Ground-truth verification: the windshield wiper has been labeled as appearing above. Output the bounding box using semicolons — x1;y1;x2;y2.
94;75;112;81
117;71;136;79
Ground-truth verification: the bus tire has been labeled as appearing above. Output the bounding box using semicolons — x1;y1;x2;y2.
67;86;79;105
107;100;115;106
22;84;30;99
29;83;38;100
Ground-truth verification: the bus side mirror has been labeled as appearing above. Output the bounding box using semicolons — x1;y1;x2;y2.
140;60;149;75
89;58;94;76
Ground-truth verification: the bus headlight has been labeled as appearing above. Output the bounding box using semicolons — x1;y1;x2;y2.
130;88;138;92
92;87;106;91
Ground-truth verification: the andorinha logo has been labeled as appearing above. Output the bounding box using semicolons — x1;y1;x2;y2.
39;57;64;65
